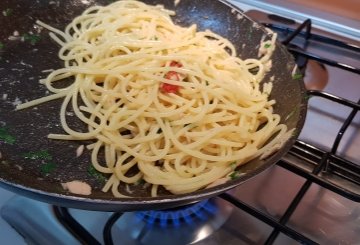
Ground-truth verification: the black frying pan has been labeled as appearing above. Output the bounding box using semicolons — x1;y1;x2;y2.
0;0;307;211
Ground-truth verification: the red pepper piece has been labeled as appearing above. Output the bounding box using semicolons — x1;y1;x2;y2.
161;71;180;93
160;61;183;94
164;71;180;81
169;61;183;68
161;82;180;93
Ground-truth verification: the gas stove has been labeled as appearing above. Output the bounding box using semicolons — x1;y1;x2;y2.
1;1;359;245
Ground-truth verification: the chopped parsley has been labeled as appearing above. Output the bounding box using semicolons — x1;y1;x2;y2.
264;43;271;48
135;178;146;186
22;33;41;45
292;73;303;80
87;165;107;183
2;8;13;17
0;42;4;49
229;170;241;180
40;162;56;175
0;127;16;144
229;162;237;170
22;150;52;160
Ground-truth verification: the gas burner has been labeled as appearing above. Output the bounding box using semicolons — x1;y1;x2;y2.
111;198;233;245
136;200;216;227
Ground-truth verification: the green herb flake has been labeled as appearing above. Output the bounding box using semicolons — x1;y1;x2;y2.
264;43;271;48
292;73;303;80
229;170;241;180
0;42;4;49
0;127;16;145
40;162;56;175
22;150;52;160
304;94;311;101
229;162;237;170
22;33;41;45
206;81;209;86
88;165;107;183
135;178;146;186
2;8;13;17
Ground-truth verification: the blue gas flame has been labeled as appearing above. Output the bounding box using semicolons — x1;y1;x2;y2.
136;200;217;227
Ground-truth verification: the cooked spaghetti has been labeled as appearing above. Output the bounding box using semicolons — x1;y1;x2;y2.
17;0;291;197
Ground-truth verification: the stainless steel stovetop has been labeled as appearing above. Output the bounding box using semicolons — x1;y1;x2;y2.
0;1;359;244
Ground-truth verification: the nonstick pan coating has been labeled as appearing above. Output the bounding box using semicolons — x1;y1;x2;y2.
0;0;307;211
